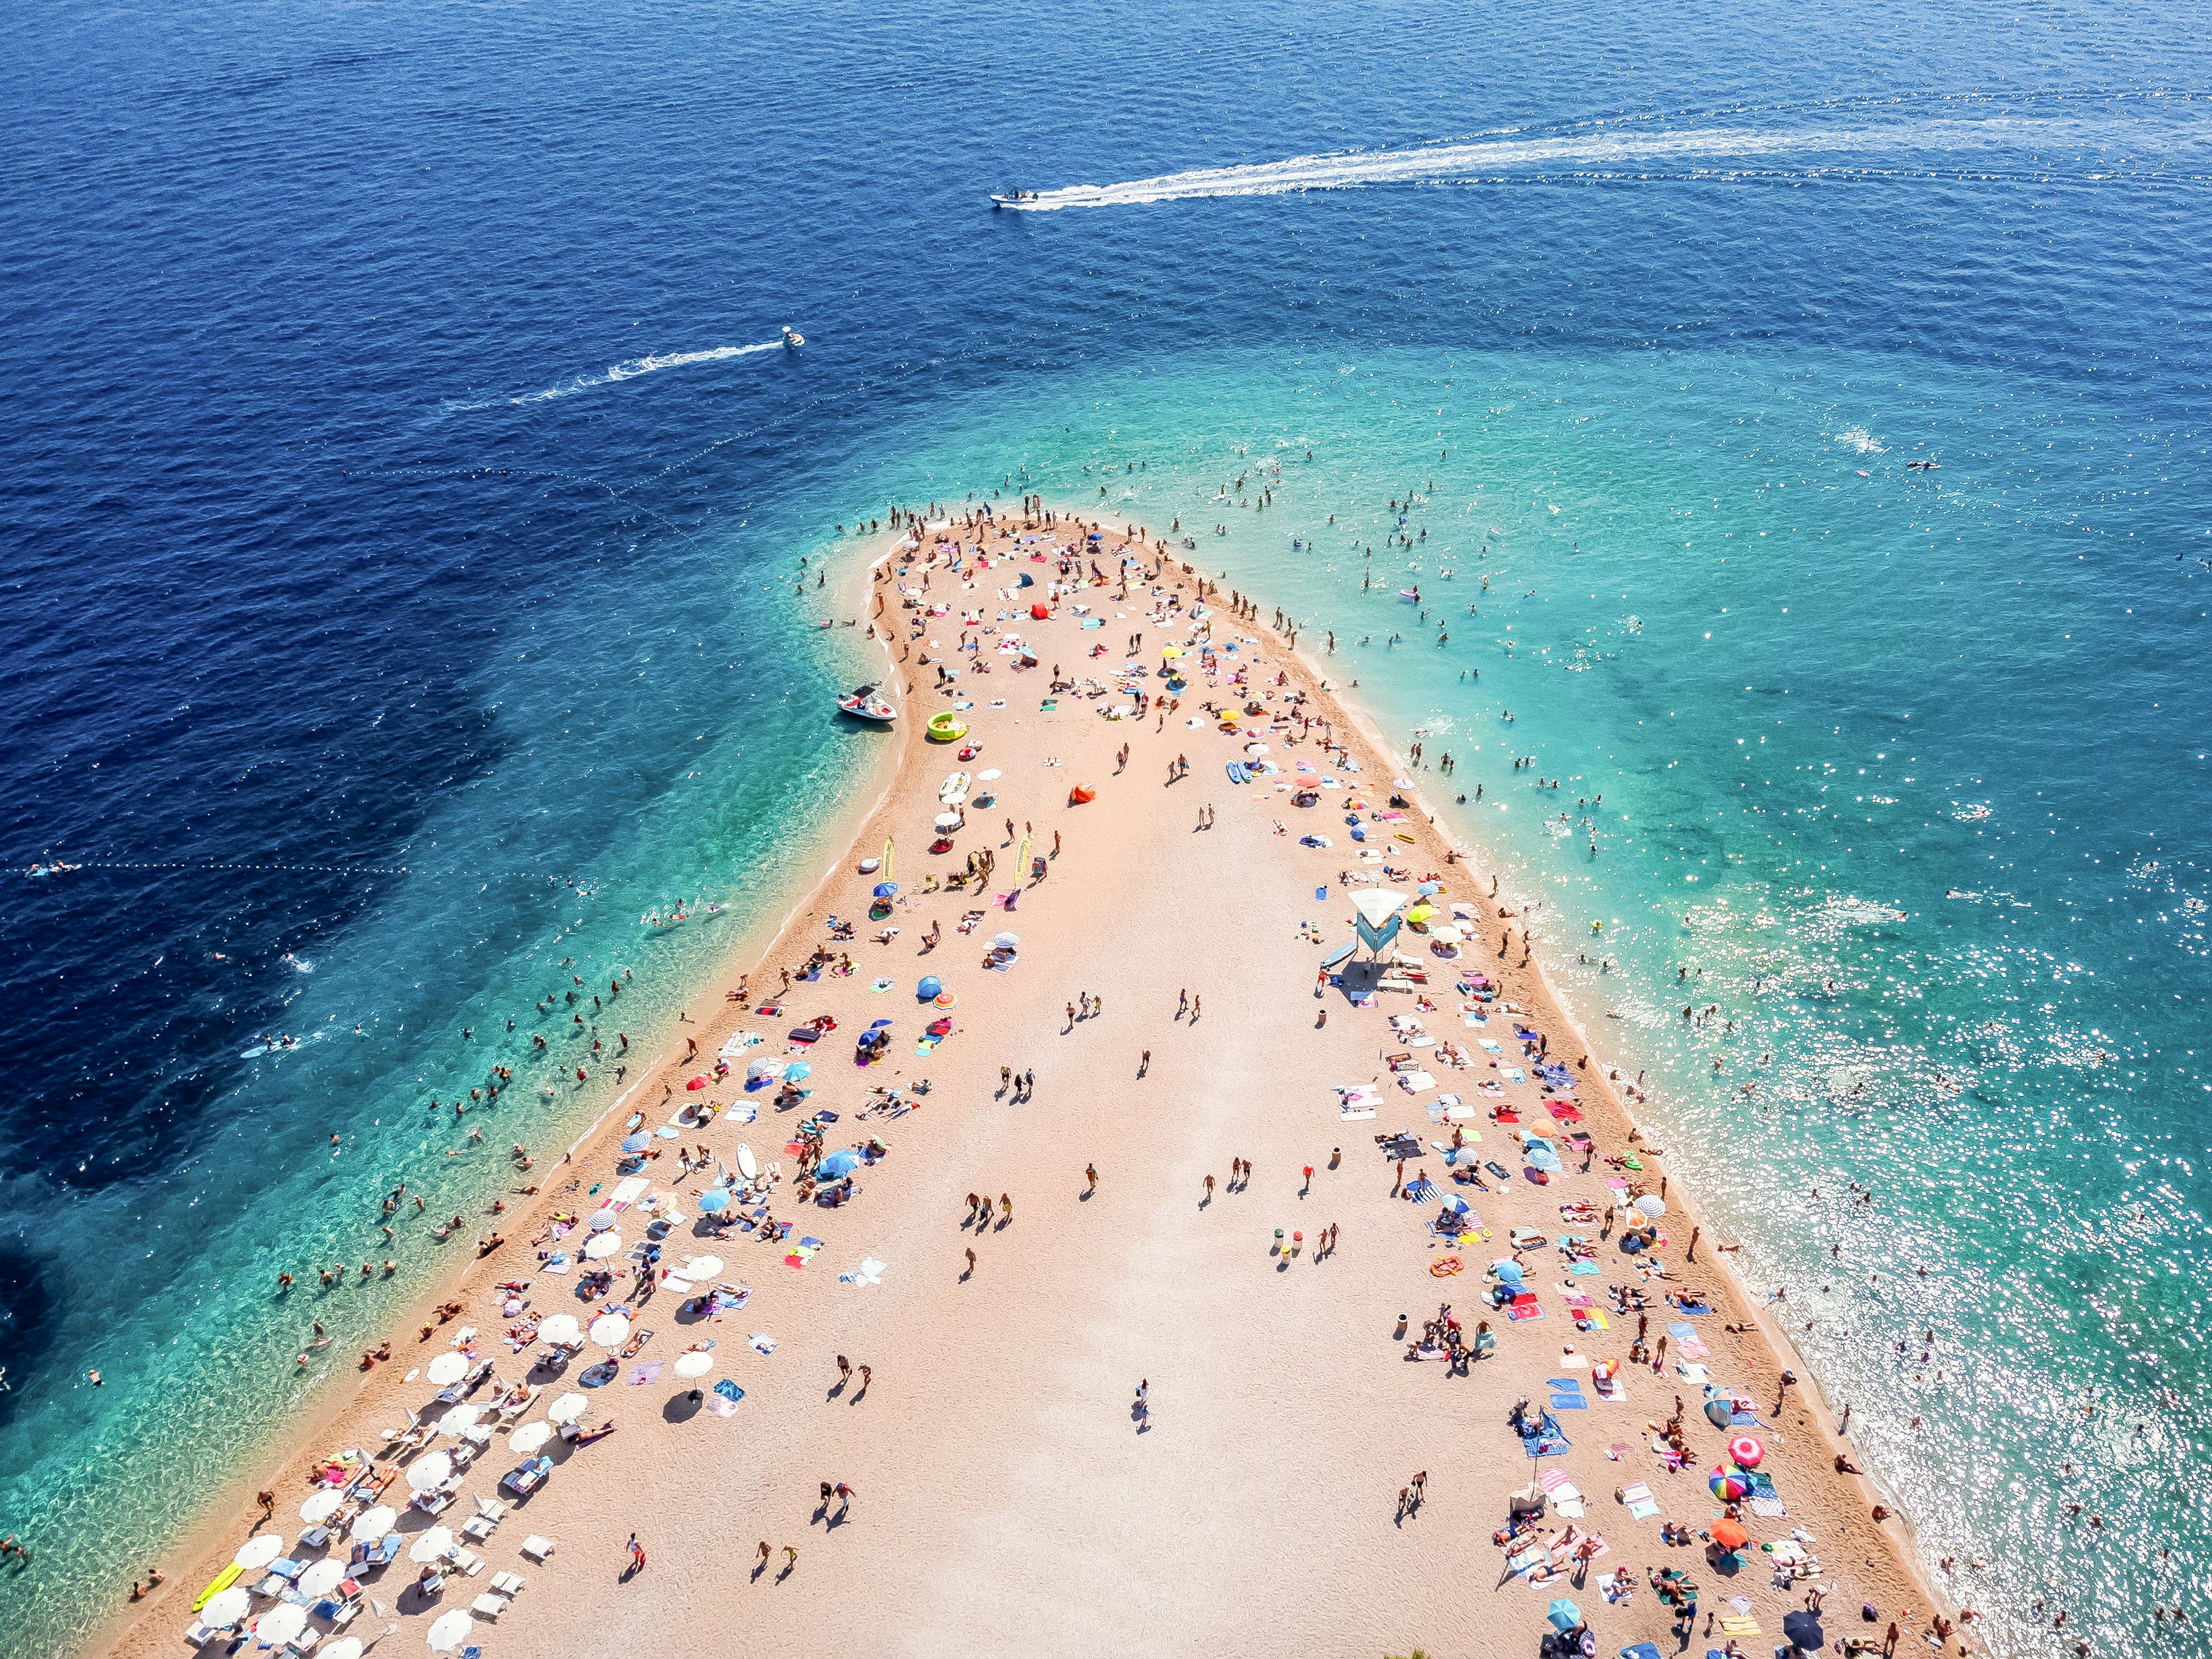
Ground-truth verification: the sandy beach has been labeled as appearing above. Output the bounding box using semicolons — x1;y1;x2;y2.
99;506;1959;1659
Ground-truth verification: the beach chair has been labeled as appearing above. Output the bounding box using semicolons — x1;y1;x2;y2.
471;1593;509;1619
368;1532;404;1569
519;1535;555;1562
489;1571;525;1597
452;1546;486;1575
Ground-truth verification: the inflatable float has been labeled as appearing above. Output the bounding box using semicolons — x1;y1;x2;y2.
926;712;968;743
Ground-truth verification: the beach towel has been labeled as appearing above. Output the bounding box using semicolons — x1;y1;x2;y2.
1668;1321;1710;1358
1673;1298;1713;1315
749;1333;778;1355
1519;1411;1572;1457
1620;1642;1664;1659
627;1361;663;1385
1547;1378;1589;1411
1508;1298;1544;1323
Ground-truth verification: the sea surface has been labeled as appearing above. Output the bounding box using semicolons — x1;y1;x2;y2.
4;1;2210;1652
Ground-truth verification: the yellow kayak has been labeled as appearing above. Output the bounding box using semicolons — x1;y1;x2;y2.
192;1562;244;1612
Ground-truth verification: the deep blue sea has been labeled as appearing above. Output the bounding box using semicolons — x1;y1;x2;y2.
4;2;2209;1651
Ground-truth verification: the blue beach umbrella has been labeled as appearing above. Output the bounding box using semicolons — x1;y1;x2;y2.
1546;1599;1582;1631
783;1061;812;1082
620;1131;653;1153
696;1190;731;1214
873;881;898;899
818;1149;862;1178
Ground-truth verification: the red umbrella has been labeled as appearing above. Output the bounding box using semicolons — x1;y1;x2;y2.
687;1075;709;1091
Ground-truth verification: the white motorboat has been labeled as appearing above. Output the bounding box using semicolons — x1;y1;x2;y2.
836;684;895;724
782;325;805;347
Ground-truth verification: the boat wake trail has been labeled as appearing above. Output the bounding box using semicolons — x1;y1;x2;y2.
446;340;785;411
1014;115;2206;210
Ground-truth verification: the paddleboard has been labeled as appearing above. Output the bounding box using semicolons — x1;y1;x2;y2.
736;1145;758;1181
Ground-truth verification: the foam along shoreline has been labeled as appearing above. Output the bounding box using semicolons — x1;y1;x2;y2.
103;502;1954;1659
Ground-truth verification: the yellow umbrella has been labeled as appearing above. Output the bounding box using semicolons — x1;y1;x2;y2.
1405;903;1438;927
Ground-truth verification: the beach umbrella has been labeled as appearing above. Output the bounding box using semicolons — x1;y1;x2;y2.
409;1526;456;1563
436;1404;480;1436
200;1586;251;1627
349;1505;396;1541
588;1311;631;1349
978;768;1002;779
1705;1399;1735;1429
547;1392;588;1423
673;1350;715;1379
1633;1194;1667;1219
406;1449;454;1492
587;1207;619;1230
1430;924;1464;944
933;812;961;832
425;1350;469;1386
687;1074;709;1090
426;1609;475;1652
1710;1467;1752;1501
621;1131;653;1152
992;931;1020;948
1494;1259;1524;1281
696;1189;731;1214
1783;1609;1827;1650
297;1558;346;1599
1710;1518;1751;1552
321;1641;365;1659
818;1149;862;1178
1440;1193;1471;1216
509;1420;552;1455
583;1230;622;1259
1546;1598;1582;1631
298;1490;342;1524
1730;1434;1765;1468
746;1056;785;1081
681;1255;724;1280
873;881;898;898
1405;902;1438;926
233;1533;285;1570
1417;880;1441;895
935;989;957;1007
255;1604;309;1646
538;1312;581;1346
784;1060;812;1082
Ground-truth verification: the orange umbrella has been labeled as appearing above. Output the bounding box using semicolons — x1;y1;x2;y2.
1711;1519;1751;1552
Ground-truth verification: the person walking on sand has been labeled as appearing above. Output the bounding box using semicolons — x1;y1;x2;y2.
627;1533;646;1573
783;1544;799;1571
964;1245;976;1275
1086;1163;1099;1194
1204;1173;1215;1202
834;1481;854;1517
757;1541;772;1571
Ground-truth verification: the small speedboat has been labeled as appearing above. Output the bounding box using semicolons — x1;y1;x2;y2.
988;190;1036;209
782;326;805;348
836;684;895;724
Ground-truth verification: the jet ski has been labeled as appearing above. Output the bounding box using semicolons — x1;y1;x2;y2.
782;326;805;347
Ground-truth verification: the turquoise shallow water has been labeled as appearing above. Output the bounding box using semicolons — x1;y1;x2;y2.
3;0;2211;1651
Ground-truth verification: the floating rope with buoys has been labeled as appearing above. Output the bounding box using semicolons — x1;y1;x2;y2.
18;859;593;884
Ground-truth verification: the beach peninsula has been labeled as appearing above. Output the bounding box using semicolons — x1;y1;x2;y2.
101;505;1954;1659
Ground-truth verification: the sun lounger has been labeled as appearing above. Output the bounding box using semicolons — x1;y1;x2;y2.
489;1571;526;1596
471;1593;509;1619
453;1546;485;1575
519;1535;556;1562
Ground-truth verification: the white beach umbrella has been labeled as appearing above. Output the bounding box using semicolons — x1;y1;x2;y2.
681;1255;724;1281
426;1609;475;1652
546;1392;588;1424
255;1604;309;1646
1634;1194;1667;1219
199;1586;251;1627
425;1350;469;1386
588;1311;630;1349
1430;923;1464;944
933;812;962;832
977;768;1002;780
435;1404;480;1435
298;1490;342;1524
537;1313;581;1346
582;1231;623;1260
672;1350;715;1380
297;1558;346;1599
586;1208;619;1230
322;1640;365;1659
991;931;1020;948
349;1504;396;1541
409;1525;456;1563
233;1533;285;1570
405;1449;453;1492
509;1421;552;1455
